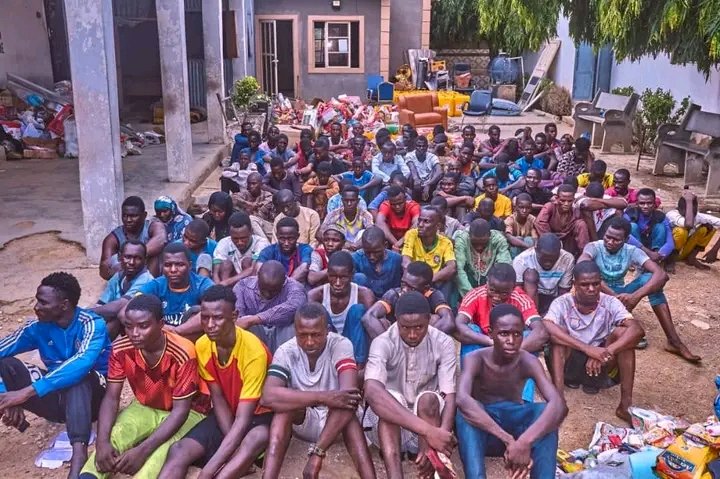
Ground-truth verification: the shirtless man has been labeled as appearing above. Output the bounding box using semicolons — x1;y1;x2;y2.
100;196;167;279
308;251;375;365
456;304;567;478
260;303;376;479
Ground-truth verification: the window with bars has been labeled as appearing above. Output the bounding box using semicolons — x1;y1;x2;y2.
313;20;360;69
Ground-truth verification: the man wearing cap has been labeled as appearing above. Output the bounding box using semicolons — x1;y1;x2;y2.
364;291;457;479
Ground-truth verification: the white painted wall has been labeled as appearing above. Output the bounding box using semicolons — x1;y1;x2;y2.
0;0;54;88
523;14;720;113
611;55;720;113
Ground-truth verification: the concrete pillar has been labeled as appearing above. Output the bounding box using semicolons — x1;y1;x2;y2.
156;0;192;182
230;0;249;81
203;0;226;144
65;0;123;262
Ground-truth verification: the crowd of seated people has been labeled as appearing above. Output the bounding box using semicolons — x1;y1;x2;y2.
2;120;717;479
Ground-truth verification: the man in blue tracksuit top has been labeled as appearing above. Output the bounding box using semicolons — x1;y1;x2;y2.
0;272;110;479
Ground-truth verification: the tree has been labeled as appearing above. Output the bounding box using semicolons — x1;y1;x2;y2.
430;0;720;74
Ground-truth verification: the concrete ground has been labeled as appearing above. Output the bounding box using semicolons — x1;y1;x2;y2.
0;121;227;250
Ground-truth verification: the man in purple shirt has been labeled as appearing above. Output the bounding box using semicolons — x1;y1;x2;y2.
233;260;307;352
624;188;675;266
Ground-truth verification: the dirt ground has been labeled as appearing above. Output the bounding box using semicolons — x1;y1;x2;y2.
1;152;719;478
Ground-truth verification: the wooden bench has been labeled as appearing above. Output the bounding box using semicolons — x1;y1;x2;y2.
573;91;639;153
653;103;720;197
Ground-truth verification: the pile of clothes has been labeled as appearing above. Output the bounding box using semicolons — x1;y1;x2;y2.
557;406;720;478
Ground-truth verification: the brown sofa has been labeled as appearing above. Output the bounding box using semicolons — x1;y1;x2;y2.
398;93;448;130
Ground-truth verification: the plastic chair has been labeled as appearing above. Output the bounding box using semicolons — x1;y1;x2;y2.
461;89;493;125
377;81;394;103
366;74;383;101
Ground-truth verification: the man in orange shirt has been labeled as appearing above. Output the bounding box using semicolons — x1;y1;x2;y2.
80;295;207;479
160;285;272;479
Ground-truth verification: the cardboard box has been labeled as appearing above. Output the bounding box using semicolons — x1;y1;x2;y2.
23;149;58;159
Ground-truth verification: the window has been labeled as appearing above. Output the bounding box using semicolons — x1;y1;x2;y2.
308;16;364;73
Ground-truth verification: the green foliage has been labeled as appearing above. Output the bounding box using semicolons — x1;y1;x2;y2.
231;77;269;110
430;0;482;48
614;86;691;153
611;86;636;96
431;0;720;74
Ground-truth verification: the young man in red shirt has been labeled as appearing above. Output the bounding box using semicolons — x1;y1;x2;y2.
376;185;420;250
80;295;207;479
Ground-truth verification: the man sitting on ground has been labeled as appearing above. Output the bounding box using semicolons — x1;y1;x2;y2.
575;182;627;240
667;189;720;267
263;157;302;200
543;262;643;423
0;273;110;479
302;162;340;220
352;226;403;298
455;218;512;296
364;292;457;479
327;179;369;214
480;162;523;193
372;142;410;185
100;196;167;279
336;157;380;203
401;206;457;299
308;252;375;365
504;193;538;258
362;261;455;339
510;168;553;213
535;184;590;256
475;176;513;219
178;219;217;277
406;136;442;202
447;154;478;196
273;189;320;248
159;286;272;479
455;263;546;355
376;185;421;250
435;172;475;220
577;159;613;189
624;188;675;268
605;168;661;206
95;243;214;340
260;303;376;479
514;233;575;314
212;211;269;287
456;304;567;479
579;217;700;363
367;172;412;216
322;185;374;249
431;196;463;239
476;197;506;232
308;225;347;287
234;172;275;240
234;260;307;353
97;240;154;305
257;217;313;285
80;295;207;479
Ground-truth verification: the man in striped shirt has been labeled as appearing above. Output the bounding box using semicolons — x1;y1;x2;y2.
259;303;376;479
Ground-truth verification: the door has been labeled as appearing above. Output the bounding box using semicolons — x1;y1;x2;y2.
259;20;279;96
594;45;614;94
572;42;596;100
274;20;294;98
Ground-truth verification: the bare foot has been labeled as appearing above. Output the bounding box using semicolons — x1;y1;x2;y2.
665;342;702;364
687;256;711;270
664;257;676;274
67;447;87;479
615;405;632;424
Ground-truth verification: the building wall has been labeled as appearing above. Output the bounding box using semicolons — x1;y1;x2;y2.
524;15;720;113
0;0;54;88
388;0;422;75
254;0;381;99
611;55;720;113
